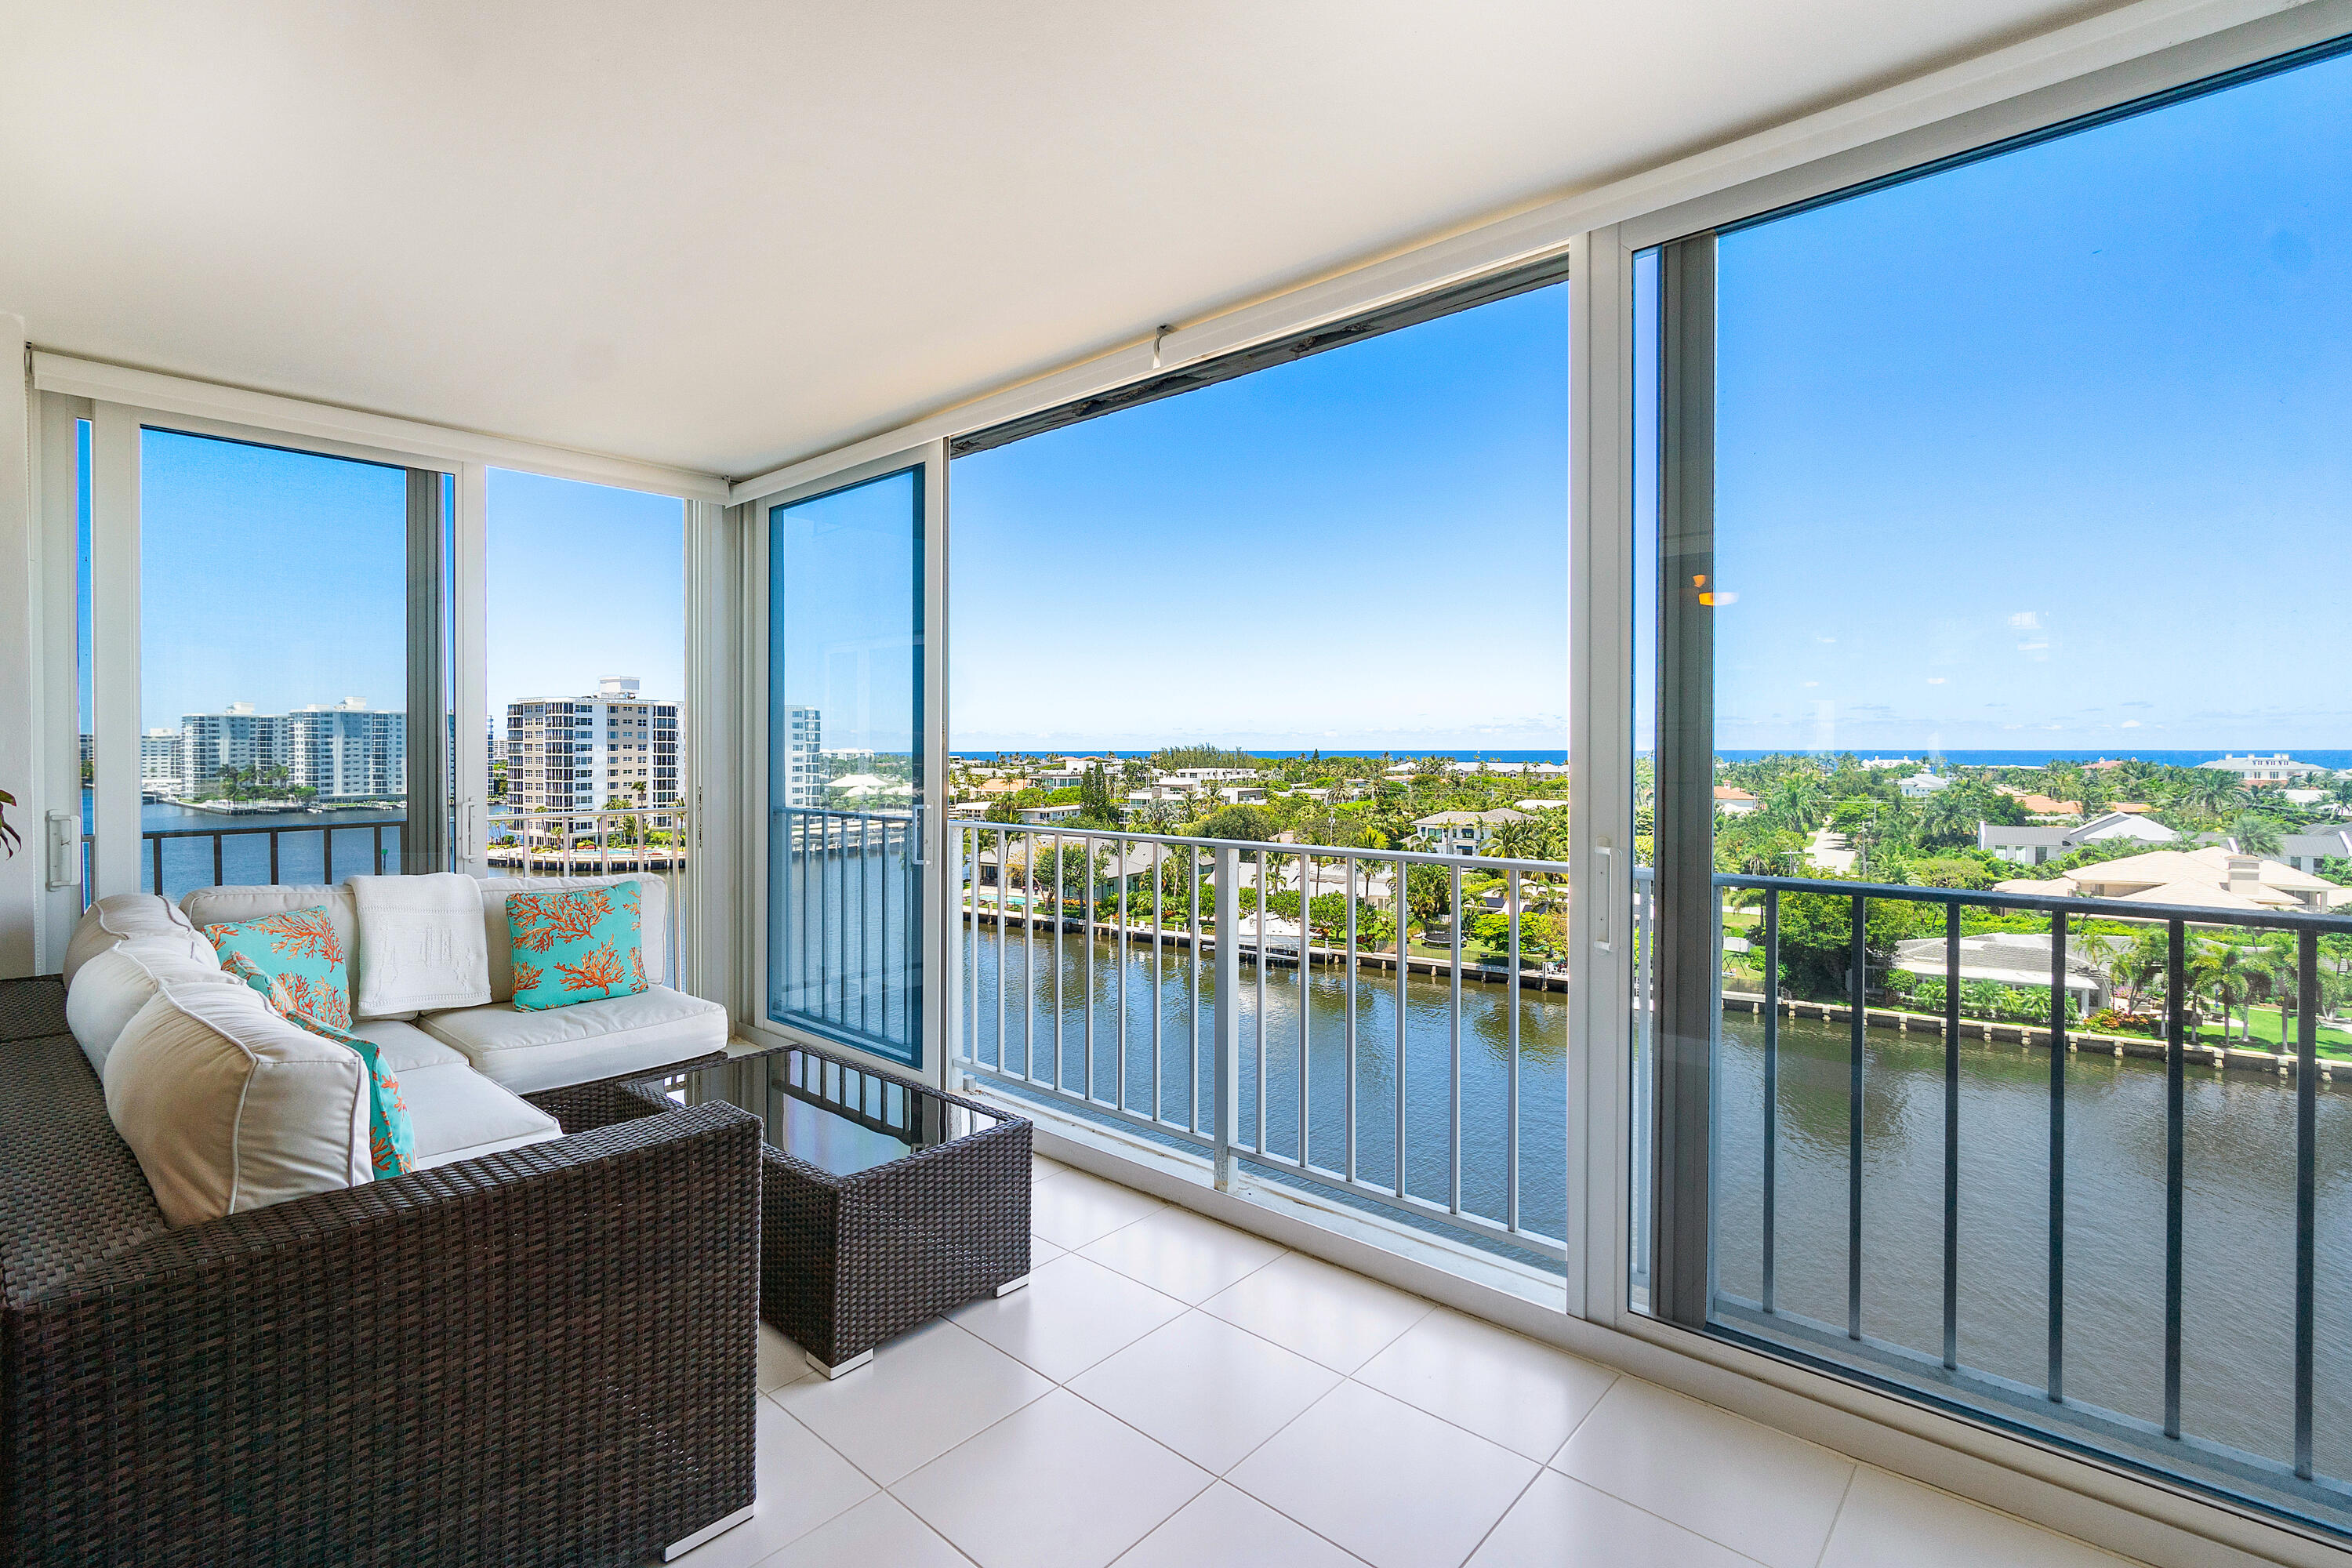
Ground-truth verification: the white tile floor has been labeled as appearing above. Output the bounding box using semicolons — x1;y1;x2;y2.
669;1158;2145;1568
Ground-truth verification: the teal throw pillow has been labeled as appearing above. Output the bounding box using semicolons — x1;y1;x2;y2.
200;906;352;1030
506;882;648;1011
216;949;416;1179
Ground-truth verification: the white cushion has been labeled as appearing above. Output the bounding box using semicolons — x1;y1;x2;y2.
479;874;669;1002
103;979;372;1227
347;1017;469;1074
180;884;361;1011
347;873;492;1018
418;983;725;1094
397;1061;564;1171
64;893;214;986
64;936;242;1078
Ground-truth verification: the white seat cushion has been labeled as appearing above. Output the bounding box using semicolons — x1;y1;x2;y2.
347;1017;470;1074
64;893;216;986
417;984;725;1094
478;874;669;1002
397;1062;564;1171
103;978;372;1227
180;884;364;1013
65;936;243;1078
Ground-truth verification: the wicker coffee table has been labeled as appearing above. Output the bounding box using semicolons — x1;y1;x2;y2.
626;1043;1032;1377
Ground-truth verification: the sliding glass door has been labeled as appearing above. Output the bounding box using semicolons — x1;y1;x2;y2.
758;447;946;1074
1635;34;2352;1535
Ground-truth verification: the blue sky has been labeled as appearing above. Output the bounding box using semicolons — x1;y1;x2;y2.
949;285;1571;753
135;445;682;730
1708;45;2352;754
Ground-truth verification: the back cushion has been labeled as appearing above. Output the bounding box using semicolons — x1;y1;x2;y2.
65;938;243;1078
103;979;372;1227
181;885;359;1012
63;894;216;987
481;875;668;1003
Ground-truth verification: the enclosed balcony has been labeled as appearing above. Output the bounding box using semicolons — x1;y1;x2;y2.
6;3;2352;1566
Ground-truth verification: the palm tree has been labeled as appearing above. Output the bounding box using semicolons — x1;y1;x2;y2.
2171;769;2244;818
2107;927;2172;1016
2190;940;2259;1043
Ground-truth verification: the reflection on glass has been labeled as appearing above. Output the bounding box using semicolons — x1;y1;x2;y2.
768;467;925;1064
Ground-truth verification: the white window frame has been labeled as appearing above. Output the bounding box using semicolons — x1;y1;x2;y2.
735;440;953;1089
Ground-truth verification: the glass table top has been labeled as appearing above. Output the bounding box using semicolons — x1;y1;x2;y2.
637;1046;1002;1178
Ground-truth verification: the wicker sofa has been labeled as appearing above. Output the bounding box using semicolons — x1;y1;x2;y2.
0;975;762;1567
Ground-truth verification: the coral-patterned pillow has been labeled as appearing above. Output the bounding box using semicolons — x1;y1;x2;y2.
200;905;352;1030
216;949;416;1179
505;881;648;1011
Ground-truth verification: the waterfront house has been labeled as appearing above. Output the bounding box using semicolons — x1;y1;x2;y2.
2198;752;2325;782
2281;827;2352;876
1713;786;1761;815
1890;931;2115;1008
1979;810;2177;865
2003;847;2350;912
1412;807;1530;848
1895;770;1950;798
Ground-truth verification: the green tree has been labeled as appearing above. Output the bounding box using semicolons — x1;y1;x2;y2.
2227;811;2284;856
2170;769;2245;818
1191;804;1275;842
1077;763;1120;825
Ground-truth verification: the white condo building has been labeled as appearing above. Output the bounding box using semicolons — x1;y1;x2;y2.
504;677;684;826
776;704;824;808
151;700;406;800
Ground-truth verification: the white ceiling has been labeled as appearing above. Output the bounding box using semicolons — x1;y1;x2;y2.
2;1;2117;480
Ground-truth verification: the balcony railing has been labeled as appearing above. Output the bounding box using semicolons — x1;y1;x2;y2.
1651;866;2352;1526
953;820;1569;1267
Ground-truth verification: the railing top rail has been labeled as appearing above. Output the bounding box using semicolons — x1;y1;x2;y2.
139;819;404;839
1716;870;2352;935
956;817;1570;875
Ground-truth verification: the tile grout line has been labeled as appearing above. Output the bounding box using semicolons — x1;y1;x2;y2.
1812;1463;1862;1568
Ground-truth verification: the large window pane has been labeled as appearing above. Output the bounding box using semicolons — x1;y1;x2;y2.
485;470;688;975
767;468;925;1065
138;430;412;898
1643;38;2352;1532
948;282;1570;1270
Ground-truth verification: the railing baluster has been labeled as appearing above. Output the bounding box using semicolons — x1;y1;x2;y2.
2049;908;2067;1403
1849;891;1865;1341
1082;833;1095;1104
1507;867;1521;1235
1189;845;1203;1132
322;825;332;884
1396;855;1409;1201
152;833;165;896
2296;928;2318;1481
212;832;223;888
1119;837;1130;1116
859;813;871;1038
1023;829;1037;1082
1943;900;1960;1372
1345;852;1359;1187
1255;849;1268;1156
373;823;383;876
1450;862;1463;1218
2164;914;2186;1432
1298;851;1311;1169
268;829;280;885
1054;833;1065;1094
1213;844;1240;1190
1150;839;1163;1124
995;829;1008;1073
1764;887;1780;1316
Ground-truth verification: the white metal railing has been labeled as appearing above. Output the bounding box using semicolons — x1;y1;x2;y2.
953;819;1570;1263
